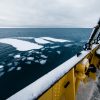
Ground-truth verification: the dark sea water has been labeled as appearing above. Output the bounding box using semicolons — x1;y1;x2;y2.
0;28;92;99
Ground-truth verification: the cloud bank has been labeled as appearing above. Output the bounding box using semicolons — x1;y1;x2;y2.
0;0;100;28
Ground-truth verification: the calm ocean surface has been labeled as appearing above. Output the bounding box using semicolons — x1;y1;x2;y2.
0;28;92;99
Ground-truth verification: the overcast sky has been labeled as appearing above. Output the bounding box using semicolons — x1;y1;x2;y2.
0;0;100;28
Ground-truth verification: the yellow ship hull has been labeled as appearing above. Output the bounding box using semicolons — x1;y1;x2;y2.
39;45;100;100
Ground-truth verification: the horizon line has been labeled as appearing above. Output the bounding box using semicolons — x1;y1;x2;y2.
0;27;92;29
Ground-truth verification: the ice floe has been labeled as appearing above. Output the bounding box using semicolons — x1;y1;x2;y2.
56;51;61;54
0;65;4;69
50;46;60;49
28;50;34;53
80;40;87;43
0;65;4;72
14;36;70;43
64;44;73;47
13;37;34;39
0;67;4;72
0;72;5;77
22;57;26;61
41;37;71;42
7;63;13;66
34;60;39;63
34;38;51;44
36;51;40;54
40;55;47;59
27;57;34;61
25;61;31;65
14;55;21;59
40;60;47;65
0;38;43;51
16;67;22;71
8;53;14;57
8;67;15;72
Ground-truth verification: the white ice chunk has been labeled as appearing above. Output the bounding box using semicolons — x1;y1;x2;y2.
16;67;22;71
25;61;31;65
27;57;34;61
0;68;4;71
34;38;51;44
8;53;14;56
14;55;21;59
0;72;5;77
0;38;43;51
34;60;39;63
41;55;47;59
41;48;45;51
28;50;34;53
7;63;13;66
50;46;60;49
0;65;4;69
36;51;40;54
64;44;73;47
41;37;71;42
8;67;15;72
13;37;34;39
57;51;61;54
80;40;87;42
40;60;47;65
22;57;26;61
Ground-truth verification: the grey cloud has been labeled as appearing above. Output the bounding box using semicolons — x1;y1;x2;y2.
0;0;100;28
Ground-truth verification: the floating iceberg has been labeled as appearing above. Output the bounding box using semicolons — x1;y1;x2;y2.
14;54;21;59
34;38;51;44
50;46;60;49
64;44;73;47
40;60;47;65
56;51;61;54
0;65;4;69
0;38;43;51
16;67;22;71
41;37;71;42
40;55;47;59
27;57;34;61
